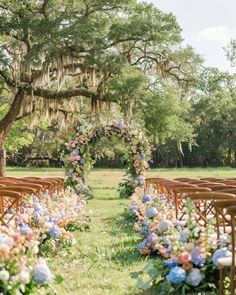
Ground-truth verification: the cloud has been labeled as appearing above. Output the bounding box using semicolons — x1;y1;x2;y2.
197;25;236;44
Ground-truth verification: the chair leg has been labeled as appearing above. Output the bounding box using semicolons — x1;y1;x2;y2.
219;266;225;295
230;266;235;295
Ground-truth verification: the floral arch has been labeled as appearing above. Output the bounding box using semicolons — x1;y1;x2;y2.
64;120;151;198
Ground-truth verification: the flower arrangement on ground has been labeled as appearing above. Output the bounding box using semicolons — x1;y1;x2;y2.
129;188;219;294
64;120;151;198
19;189;88;255
0;226;53;294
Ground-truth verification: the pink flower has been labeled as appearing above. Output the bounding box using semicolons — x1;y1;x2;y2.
134;160;140;167
112;119;118;126
13;233;20;243
68;156;75;162
180;251;192;263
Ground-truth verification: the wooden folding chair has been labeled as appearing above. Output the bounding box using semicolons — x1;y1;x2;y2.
20;179;53;194
16;182;43;196
0;186;36;196
200;178;224;182
216;205;236;295
157;180;180;200
218;189;236;195
153;180;176;195
174;178;192;182
173;187;212;219
197;182;226;189
185;192;235;226
164;183;197;203
45;177;65;192
214;185;236;191
0;190;22;227
213;200;236;242
185;179;209;184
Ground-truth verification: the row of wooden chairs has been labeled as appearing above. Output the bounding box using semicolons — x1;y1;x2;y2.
0;176;64;227
146;177;236;294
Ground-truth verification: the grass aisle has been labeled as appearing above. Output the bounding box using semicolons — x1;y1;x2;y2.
48;188;148;295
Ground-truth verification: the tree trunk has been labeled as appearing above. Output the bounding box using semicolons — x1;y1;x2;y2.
0;88;25;176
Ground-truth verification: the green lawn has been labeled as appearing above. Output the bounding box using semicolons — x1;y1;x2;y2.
7;166;236;182
6;167;236;294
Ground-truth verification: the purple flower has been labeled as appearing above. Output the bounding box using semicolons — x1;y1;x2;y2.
49;224;61;238
166;267;186;284
147;233;157;245
160;194;166;200
20;224;33;236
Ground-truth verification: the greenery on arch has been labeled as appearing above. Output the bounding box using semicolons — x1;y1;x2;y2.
64;120;151;198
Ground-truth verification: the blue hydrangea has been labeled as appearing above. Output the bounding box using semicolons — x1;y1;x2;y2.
130;204;138;214
157;220;172;233
179;232;187;243
166;267;186;284
33;260;53;285
220;234;228;248
212;248;231;266
146;207;157;218
141;226;148;235
142;194;152;203
137;240;148;252
140;152;145;160
80;158;85;164
191;247;206;266
164;259;179;268
49;224;61;238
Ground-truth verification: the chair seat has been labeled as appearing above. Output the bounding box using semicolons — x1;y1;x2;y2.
218;254;234;267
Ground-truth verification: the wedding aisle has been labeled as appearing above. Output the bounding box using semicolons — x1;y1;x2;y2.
47;188;148;295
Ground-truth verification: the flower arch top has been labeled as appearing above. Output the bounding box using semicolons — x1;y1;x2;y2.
64;120;151;198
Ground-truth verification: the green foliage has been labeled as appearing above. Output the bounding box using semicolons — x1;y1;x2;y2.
0;102;34;153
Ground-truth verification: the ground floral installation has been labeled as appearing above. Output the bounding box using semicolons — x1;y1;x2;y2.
0;188;88;294
64;119;151;198
128;187;232;295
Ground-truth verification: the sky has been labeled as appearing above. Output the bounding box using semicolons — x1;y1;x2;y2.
149;0;236;72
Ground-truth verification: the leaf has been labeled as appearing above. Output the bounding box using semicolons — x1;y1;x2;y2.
130;271;142;279
148;268;158;279
54;275;63;284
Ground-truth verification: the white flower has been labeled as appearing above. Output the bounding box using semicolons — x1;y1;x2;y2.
18;270;30;284
186;268;204;286
32;244;39;255
0;269;10;281
5;237;14;249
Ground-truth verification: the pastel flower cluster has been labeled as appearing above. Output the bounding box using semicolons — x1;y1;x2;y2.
64;120;151;198
0;226;53;294
129;188;219;293
19;189;87;253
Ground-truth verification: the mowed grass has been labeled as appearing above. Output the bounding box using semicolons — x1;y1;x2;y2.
6;167;236;294
7;166;236;184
